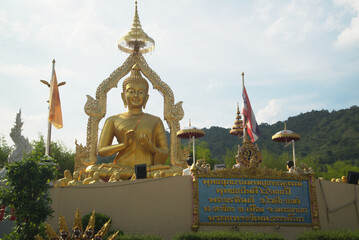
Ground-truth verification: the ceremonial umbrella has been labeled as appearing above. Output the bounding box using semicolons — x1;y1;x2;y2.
177;120;205;164
272;123;300;166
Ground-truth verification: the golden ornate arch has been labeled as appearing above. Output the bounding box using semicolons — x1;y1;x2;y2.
75;52;185;170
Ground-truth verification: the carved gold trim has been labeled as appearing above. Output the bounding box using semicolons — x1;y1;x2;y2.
76;52;185;169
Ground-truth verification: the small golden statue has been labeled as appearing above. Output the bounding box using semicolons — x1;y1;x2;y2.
67;171;82;186
86;64;181;180
83;170;95;185
54;170;73;187
109;171;121;182
89;172;104;184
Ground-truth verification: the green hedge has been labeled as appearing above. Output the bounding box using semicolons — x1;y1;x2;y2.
173;231;284;240
114;235;162;240
297;230;359;240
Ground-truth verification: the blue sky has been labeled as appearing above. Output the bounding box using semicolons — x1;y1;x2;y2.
1;0;358;150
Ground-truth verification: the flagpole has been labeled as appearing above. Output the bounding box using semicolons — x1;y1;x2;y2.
241;72;246;143
292;140;296;167
45;59;56;156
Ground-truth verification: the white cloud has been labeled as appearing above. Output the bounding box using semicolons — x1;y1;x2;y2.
257;96;325;124
0;1;121;55
334;0;359;48
0;61;77;81
335;16;359;48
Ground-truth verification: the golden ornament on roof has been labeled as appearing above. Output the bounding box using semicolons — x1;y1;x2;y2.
230;102;243;137
118;1;155;54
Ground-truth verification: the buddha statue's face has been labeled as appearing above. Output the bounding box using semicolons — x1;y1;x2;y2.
121;82;149;110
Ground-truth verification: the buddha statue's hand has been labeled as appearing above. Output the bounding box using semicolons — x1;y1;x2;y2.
124;130;136;147
139;133;155;153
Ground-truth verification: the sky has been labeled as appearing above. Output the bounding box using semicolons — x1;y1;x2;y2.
1;0;358;150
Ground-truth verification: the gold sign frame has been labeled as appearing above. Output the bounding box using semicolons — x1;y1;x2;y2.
191;166;320;230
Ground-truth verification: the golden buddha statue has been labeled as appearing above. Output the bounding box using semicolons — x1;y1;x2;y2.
86;64;181;181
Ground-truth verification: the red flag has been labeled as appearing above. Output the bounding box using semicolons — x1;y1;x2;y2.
48;71;63;129
242;85;261;142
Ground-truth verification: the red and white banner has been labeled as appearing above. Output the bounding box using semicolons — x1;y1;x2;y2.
242;85;261;142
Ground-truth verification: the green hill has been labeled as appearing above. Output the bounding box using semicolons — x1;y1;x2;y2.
193;106;359;179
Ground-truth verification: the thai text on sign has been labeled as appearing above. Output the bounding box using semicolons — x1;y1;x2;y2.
198;178;312;225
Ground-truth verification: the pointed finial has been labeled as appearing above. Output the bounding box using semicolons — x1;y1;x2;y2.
118;1;155;54
45;223;59;239
94;219;111;238
85;210;96;233
73;208;83;232
189;118;191;127
284;122;287;131
59;214;69;234
107;231;120;240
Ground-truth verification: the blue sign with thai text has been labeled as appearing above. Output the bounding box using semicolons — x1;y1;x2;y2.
198;178;312;225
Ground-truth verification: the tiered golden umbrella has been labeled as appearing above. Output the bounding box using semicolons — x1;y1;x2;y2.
230;103;243;138
177;119;205;164
272;123;300;166
117;1;155;54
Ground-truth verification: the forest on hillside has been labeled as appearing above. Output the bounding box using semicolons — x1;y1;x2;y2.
185;105;359;179
1;106;358;180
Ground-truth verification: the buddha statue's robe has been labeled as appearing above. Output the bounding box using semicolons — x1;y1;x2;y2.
100;113;168;166
87;113;172;180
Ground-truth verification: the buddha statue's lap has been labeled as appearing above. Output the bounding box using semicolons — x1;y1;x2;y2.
86;64;181;181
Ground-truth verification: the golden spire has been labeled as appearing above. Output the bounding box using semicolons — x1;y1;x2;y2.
107;231;120;240
72;208;83;232
118;1;155;54
45;223;59;239
58;214;69;234
84;210;96;233
94;219;111;238
229;102;243;137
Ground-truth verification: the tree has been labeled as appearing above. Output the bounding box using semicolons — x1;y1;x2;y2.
31;135;74;177
0;135;13;167
223;146;237;168
195;140;218;169
0;148;57;239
